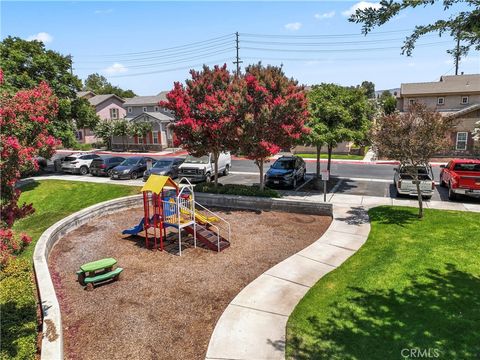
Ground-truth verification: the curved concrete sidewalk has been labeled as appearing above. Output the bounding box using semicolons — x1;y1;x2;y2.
206;200;480;360
206;204;370;360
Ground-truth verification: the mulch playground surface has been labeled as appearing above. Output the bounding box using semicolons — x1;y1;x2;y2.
48;207;331;360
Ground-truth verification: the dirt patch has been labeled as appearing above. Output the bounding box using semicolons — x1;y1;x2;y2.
48;207;331;360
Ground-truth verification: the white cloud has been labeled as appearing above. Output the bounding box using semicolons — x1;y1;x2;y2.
105;63;128;74
27;32;53;43
94;9;113;14
342;1;381;17
314;11;335;20
284;22;302;31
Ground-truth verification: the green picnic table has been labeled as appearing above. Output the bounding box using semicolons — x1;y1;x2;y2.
77;257;123;290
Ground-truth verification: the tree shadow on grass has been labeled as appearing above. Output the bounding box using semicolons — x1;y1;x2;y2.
287;264;480;360
0;301;37;358
368;206;419;227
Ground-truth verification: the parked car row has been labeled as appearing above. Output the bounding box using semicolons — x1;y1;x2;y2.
393;159;480;201
57;152;234;183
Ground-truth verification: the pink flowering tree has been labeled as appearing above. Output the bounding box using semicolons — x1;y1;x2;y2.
236;64;309;190
161;64;239;186
0;77;60;264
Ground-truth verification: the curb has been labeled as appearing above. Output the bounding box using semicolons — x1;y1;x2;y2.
205;204;370;360
34;194;143;360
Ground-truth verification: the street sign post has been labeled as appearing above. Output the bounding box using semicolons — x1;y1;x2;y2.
321;169;330;202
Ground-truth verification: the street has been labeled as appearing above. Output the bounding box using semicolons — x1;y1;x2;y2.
35;155;480;204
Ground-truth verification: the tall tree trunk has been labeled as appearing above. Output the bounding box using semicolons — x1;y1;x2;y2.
415;172;424;219
327;144;333;172
213;151;220;188
257;159;265;191
123;135;126;151
316;144;321;178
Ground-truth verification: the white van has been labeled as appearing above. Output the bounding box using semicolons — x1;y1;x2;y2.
178;152;231;182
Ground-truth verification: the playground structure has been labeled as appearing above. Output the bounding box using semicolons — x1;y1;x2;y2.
122;175;230;255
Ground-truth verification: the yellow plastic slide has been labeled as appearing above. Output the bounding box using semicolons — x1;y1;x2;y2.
179;207;218;224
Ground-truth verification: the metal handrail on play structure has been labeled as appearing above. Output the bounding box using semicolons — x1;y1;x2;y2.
194;201;231;252
179;177;231;253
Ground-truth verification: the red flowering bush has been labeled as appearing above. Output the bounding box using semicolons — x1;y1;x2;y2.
0;229;32;266
236;64;309;189
161;64;239;186
0;74;60;265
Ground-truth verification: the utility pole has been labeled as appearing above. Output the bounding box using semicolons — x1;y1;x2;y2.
233;32;243;76
68;54;73;75
454;32;460;75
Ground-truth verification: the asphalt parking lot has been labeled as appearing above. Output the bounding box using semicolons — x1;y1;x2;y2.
33;154;480;204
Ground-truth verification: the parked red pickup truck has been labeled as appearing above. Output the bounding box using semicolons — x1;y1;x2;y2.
440;159;480;200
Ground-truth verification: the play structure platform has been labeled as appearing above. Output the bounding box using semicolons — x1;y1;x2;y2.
122;176;231;255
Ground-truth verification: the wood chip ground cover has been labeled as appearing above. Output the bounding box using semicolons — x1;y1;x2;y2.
48;207;331;360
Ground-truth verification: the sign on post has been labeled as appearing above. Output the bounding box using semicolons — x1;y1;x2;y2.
320;169;330;181
320;169;330;202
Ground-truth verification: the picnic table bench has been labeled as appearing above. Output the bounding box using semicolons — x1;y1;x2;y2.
76;257;123;290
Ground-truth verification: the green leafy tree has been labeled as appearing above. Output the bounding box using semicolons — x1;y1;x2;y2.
130;122;153;152
0;36;86;147
94;119;115;150
307;84;373;172
71;97;100;130
373;104;456;218
361;81;376;99
113;119;130;151
379;90;398;115
84;73;136;98
349;0;480;68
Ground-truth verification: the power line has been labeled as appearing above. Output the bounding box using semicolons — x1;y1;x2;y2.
75;50;235;71
239;29;420;38
75;41;234;64
77;34;235;58
242;41;452;53
108;58;237;78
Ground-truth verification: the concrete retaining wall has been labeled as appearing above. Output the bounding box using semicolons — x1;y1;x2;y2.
34;194;142;360
195;193;332;216
33;192;330;359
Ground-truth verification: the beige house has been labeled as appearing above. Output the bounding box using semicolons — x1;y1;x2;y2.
111;93;175;151
397;74;480;156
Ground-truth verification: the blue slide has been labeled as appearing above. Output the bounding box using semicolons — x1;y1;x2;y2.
122;218;145;235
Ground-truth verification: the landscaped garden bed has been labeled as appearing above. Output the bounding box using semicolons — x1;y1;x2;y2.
48;206;331;359
0;181;140;360
287;206;480;360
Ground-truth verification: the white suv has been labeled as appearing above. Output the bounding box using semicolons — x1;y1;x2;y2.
61;153;101;175
178;152;231;182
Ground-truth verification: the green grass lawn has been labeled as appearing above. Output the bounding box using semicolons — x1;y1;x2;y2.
1;180;140;360
287;206;480;360
295;153;364;160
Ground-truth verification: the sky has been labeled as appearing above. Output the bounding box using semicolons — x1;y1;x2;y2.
2;1;479;95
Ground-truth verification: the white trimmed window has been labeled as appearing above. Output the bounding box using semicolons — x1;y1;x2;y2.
461;96;469;104
153;131;159;144
143;106;147;112
408;99;415;106
456;132;468;151
128;107;132;113
437;97;445;105
110;108;118;119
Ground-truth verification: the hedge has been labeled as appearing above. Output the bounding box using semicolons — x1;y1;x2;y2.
195;182;281;198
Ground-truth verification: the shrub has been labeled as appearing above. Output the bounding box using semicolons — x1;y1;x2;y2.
195;182;280;198
71;142;93;151
0;258;37;360
0;229;32;267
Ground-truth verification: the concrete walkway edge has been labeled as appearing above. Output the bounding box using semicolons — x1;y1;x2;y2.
205;204;370;360
205;200;480;360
